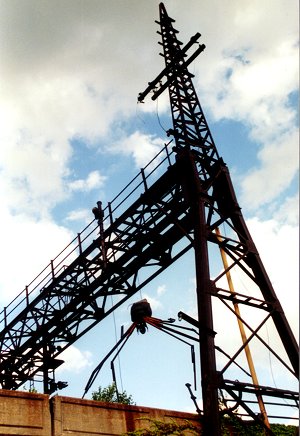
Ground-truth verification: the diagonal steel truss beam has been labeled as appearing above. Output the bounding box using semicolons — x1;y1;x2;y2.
0;151;195;389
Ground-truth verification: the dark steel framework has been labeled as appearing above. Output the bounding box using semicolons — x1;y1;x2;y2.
0;3;298;435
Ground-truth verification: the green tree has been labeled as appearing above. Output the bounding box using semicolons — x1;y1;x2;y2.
91;382;135;405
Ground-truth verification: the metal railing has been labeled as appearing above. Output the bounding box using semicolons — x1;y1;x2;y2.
0;139;175;331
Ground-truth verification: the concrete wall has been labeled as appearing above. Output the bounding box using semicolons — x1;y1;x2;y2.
0;390;201;435
0;390;51;435
52;396;201;435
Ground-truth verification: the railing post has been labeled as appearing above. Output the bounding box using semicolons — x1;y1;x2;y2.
51;260;55;279
4;307;7;328
26;286;29;306
92;201;107;269
141;168;148;191
77;233;82;255
165;141;172;166
108;202;113;226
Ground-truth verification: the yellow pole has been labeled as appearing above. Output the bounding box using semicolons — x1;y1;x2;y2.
215;227;270;430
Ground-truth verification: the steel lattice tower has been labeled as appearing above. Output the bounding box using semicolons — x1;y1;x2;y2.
0;3;298;435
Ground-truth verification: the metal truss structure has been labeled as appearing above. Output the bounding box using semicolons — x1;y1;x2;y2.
0;3;298;435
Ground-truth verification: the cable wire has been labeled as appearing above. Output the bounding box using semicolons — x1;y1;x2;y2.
110;295;124;392
135;102;146;126
156;98;167;133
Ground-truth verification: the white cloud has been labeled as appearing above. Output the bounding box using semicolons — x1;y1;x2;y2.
0;134;72;218
0;211;73;305
57;345;93;374
247;217;299;338
109;131;163;169
190;1;298;212
69;170;106;192
0;0;296;325
157;284;167;296
65;208;91;223
143;294;162;312
240;129;299;208
0;0;297;218
273;193;299;226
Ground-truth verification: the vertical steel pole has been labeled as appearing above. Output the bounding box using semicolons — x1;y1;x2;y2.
180;149;221;435
195;197;221;435
43;341;49;394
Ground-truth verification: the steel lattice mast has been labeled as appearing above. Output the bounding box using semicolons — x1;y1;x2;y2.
138;4;298;434
0;3;298;435
146;4;298;365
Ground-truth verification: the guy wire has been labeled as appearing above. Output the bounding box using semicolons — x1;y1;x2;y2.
136;102;146;126
156;98;167;133
110;295;124;392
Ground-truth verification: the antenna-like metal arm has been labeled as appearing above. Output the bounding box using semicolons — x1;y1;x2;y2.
82;315;200;398
138;33;205;103
186;383;202;415
82;323;137;398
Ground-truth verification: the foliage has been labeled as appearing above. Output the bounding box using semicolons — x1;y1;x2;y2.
221;414;298;436
122;417;200;436
91;383;135;405
269;424;299;436
221;414;263;435
21;384;38;393
29;386;38;393
91;388;298;434
122;415;298;436
219;393;298;435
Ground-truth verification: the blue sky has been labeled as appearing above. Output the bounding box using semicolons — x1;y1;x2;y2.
0;0;298;423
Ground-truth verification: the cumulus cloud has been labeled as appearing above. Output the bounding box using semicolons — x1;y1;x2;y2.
273;193;299;226
247;217;299;336
108;131;163;169
65;208;92;223
0;211;73;305
57;345;93;374
240;129;299;208
0;134;72;218
0;0;297;218
190;0;299;210
157;284;167;296
142;294;163;312
69;170;106;192
0;0;296;310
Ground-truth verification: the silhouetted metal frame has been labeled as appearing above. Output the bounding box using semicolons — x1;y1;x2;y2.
0;3;298;435
0;156;196;391
139;3;298;434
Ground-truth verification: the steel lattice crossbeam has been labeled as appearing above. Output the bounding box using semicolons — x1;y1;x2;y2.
0;149;195;389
